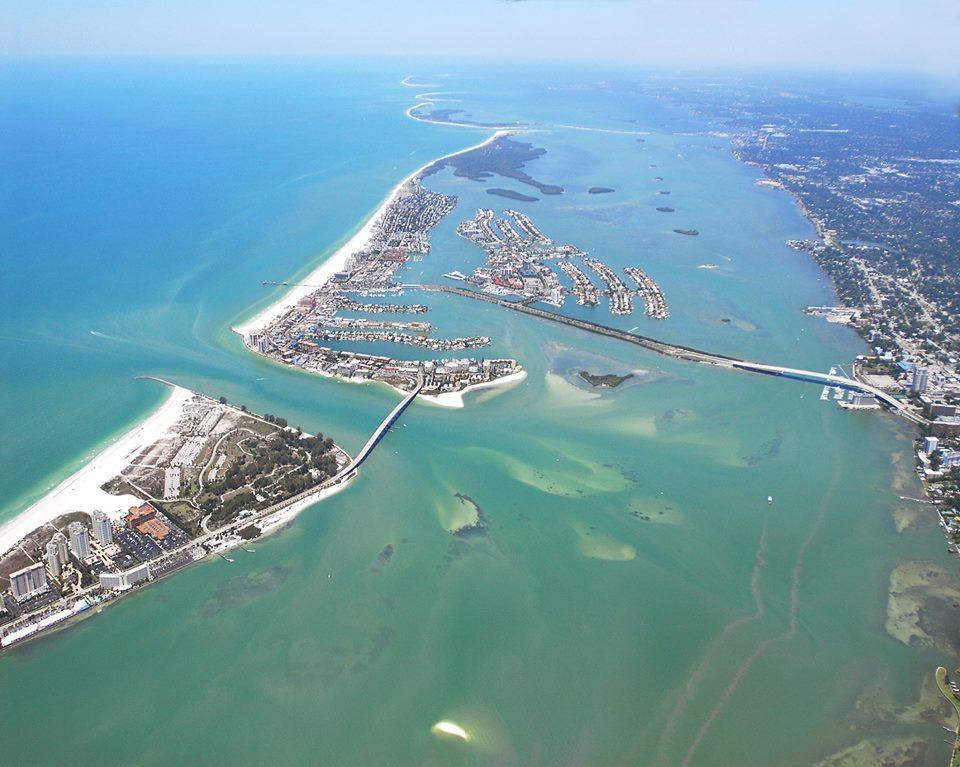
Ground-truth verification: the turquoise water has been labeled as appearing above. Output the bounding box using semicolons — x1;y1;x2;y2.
0;61;952;766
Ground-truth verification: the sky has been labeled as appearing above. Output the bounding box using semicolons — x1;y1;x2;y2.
2;0;958;75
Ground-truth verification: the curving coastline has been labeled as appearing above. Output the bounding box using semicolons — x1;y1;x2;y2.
418;369;528;408
0;385;193;557
233;129;513;339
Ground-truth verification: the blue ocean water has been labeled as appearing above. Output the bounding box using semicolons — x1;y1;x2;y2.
0;60;952;766
0;59;474;516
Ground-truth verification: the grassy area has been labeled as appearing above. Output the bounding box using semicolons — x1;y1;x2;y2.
935;667;960;766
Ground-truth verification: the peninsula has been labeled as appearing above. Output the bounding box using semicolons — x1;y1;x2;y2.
0;379;420;649
235;132;526;404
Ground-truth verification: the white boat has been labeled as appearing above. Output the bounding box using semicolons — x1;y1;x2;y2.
767;495;774;505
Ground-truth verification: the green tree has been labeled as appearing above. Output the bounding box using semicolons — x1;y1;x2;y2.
931;449;943;471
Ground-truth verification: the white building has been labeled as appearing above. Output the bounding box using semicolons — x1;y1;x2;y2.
92;510;113;546
49;531;69;567
911;367;929;394
46;537;64;578
99;563;151;592
924;436;939;455
10;562;49;602
942;451;960;470
68;521;91;559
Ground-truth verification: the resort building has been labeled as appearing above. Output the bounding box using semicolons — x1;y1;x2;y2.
10;562;50;603
46;536;64;577
125;503;170;541
911;366;929;394
99;563;151;592
92;510;113;546
50;531;69;564
68;521;91;559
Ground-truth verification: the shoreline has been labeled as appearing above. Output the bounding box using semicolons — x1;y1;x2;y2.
232;129;513;339
0;384;193;557
0;379;358;561
417;369;528;408
2;472;358;654
403;103;518;131
253;342;527;409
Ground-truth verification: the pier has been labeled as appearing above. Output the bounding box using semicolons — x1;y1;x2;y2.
407;283;925;424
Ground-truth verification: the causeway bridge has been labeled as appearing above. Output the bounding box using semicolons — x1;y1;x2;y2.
407;284;925;425
339;375;423;477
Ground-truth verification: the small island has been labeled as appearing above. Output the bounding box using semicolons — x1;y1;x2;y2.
673;228;700;236
588;187;615;194
656;206;675;213
578;370;634;388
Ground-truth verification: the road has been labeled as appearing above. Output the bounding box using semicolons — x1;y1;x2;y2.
409;283;925;425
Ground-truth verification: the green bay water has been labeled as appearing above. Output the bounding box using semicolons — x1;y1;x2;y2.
0;61;953;766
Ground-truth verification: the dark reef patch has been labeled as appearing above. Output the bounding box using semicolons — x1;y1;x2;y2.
487;188;538;202
741;430;784;466
451;493;486;537
370;543;395;572
201;565;291;618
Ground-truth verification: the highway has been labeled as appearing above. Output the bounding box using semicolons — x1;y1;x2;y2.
408;283;925;425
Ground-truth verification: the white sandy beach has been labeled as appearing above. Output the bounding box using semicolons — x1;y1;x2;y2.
0;385;193;558
419;369;528;408
404;102;518;131
252;475;356;542
233;129;511;338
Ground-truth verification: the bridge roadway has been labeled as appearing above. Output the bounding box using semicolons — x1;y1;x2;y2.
341;375;423;475
407;284;925;425
1;378;425;647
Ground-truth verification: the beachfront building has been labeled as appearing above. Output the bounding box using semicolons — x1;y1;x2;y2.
925;436;939;455
46;536;65;577
52;532;69;563
932;417;960;438
10;562;50;603
99;563;151;592
942;451;960;470
92;510;113;546
911;366;929;394
68;521;91;559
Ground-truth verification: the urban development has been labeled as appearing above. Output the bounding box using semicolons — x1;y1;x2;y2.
640;77;960;557
0;390;355;648
3;101;959;657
